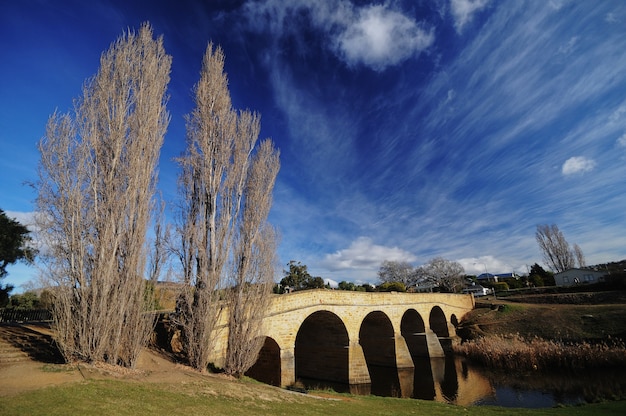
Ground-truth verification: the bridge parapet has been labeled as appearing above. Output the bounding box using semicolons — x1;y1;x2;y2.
266;290;474;315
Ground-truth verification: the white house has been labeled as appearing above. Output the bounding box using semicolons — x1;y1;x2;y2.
462;285;491;297
554;269;606;287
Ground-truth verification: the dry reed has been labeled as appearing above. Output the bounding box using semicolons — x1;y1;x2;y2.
454;334;626;371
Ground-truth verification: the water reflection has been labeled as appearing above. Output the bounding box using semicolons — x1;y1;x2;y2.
300;355;626;408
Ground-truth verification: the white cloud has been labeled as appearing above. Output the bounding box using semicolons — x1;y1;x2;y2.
324;278;338;288
320;236;416;271
335;5;434;71
241;0;433;71
457;256;523;276
450;0;490;33
618;132;626;148
4;210;36;228
561;156;596;176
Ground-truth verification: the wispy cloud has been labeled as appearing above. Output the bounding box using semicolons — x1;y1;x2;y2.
618;132;626;148
271;0;626;281
605;12;619;24
562;156;596;176
450;0;490;33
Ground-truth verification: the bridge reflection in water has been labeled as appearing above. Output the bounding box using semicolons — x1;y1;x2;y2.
241;291;478;403
259;346;493;405
288;350;493;406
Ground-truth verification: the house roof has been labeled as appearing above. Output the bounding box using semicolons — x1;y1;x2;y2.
476;273;495;280
554;268;606;276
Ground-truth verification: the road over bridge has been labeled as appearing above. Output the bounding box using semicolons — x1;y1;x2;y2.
209;290;475;389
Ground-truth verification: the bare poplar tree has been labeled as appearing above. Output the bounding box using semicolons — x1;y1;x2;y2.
535;224;583;273
175;43;280;373
35;23;171;367
224;139;280;377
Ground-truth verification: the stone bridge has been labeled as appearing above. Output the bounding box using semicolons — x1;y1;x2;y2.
210;290;475;389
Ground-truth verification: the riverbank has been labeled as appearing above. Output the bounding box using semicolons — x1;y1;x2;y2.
1;357;626;415
454;291;626;373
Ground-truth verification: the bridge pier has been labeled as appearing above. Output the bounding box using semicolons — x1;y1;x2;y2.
395;334;415;397
394;333;415;370
279;347;295;387
425;329;445;358
348;341;371;385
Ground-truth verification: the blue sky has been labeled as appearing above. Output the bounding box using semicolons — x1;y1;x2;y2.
2;0;626;290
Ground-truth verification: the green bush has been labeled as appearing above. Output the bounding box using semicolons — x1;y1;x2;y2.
377;282;406;292
8;291;41;310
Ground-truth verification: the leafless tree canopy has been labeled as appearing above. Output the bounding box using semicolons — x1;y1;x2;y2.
417;257;465;293
35;23;171;367
573;243;586;269
174;43;280;375
377;260;418;287
535;224;584;273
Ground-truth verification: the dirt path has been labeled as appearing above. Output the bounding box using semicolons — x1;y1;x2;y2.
0;323;211;397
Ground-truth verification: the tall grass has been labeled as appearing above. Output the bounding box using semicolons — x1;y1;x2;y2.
454;334;626;371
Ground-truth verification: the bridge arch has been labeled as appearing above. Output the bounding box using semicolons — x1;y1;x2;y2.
359;311;401;396
295;310;349;385
401;309;428;357
246;336;281;386
429;306;449;337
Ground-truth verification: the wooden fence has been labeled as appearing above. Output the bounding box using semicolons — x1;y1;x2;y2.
0;308;52;323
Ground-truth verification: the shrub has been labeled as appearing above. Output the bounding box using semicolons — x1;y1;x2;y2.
377;282;406;292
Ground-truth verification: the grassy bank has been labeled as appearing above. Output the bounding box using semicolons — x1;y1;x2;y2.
1;375;626;416
454;294;626;373
458;297;626;341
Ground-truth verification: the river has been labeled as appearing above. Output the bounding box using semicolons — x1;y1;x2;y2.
299;355;626;408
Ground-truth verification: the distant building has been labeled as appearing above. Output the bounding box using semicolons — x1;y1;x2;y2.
554;269;606;287
476;273;497;283
476;272;521;283
462;285;491;297
494;272;520;280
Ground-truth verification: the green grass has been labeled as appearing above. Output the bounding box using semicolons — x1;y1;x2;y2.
1;378;625;416
464;301;626;341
